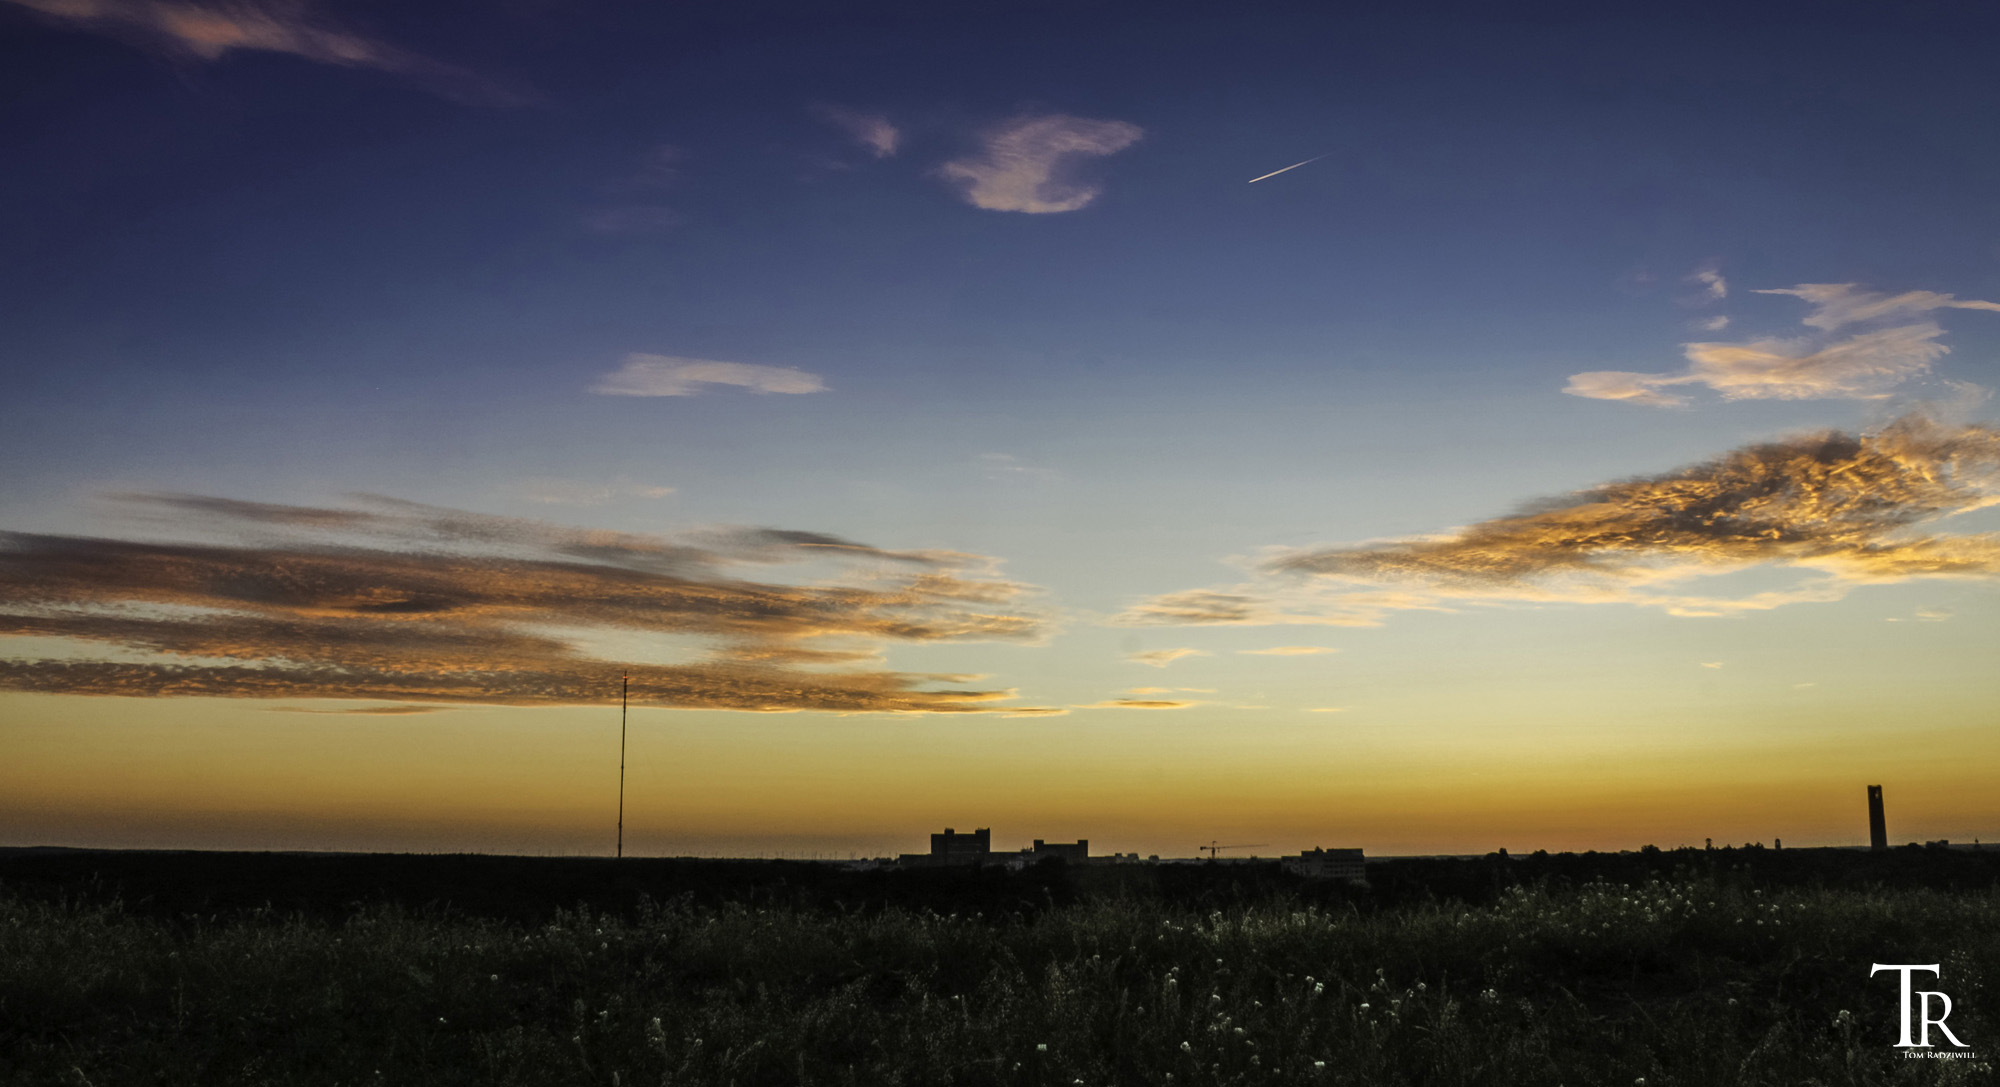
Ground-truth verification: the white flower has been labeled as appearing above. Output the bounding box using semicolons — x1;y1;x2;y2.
1037;1044;1048;1053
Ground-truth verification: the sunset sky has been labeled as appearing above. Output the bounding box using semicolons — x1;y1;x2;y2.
5;1;1999;858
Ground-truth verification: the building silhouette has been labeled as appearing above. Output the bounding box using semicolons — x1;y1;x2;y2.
1868;785;1887;851
1030;839;1088;863
932;827;990;858
1282;847;1366;881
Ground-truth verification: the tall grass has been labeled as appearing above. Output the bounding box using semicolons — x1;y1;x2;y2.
3;876;1994;1085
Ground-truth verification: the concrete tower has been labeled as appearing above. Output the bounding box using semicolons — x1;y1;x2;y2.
1867;784;1887;851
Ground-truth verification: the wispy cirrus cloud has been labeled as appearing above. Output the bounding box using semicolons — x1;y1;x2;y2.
515;478;675;506
1237;646;1339;656
0;494;1053;714
590;355;827;398
1124;648;1208;668
1120;416;2000;627
1759;284;2000;331
1566;283;2000;408
937;114;1143;214
814;104;899;158
270;704;453;715
583;146;686;235
3;0;525;104
1075;698;1196;710
978;453;1061;482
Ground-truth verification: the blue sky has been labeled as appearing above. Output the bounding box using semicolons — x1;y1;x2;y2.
4;0;1999;855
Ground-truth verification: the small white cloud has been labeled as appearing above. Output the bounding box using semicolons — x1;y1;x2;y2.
937;113;1143;214
1691;265;1728;300
814;104;900;158
1237;646;1339;656
979;453;1060;482
591;354;828;397
1562;370;1692;408
1914;607;1953;622
1305;707;1345;713
1125;648;1209;668
1699;316;1731;331
1699;661;1725;669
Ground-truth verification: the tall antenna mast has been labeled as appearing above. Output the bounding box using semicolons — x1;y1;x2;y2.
616;672;629;859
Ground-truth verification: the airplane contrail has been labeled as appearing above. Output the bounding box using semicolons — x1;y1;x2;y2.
1247;154;1329;184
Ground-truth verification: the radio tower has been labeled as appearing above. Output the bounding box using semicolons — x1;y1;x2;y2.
617;673;629;859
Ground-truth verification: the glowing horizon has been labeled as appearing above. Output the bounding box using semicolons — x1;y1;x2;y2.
4;2;1997;858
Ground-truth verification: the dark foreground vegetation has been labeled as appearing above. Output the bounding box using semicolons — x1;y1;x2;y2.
3;847;1996;1086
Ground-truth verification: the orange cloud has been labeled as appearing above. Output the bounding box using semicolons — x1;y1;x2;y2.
0;495;1047;713
1122;416;2000;625
3;0;524;104
1124;648;1209;667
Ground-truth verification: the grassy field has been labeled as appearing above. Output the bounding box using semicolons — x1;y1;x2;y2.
2;850;1996;1086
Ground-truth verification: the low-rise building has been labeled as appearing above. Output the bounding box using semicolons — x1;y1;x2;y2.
1029;838;1088;863
1282;847;1366;881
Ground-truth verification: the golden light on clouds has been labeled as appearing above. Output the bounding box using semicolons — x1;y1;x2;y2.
1124;415;2000;627
0;494;1053;714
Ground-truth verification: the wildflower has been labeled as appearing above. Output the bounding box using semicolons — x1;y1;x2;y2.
1313;983;1324;995
490;974;499;982
1314;1061;1326;1070
1037;1044;1048;1053
1360;1003;1370;1011
1181;1041;1193;1053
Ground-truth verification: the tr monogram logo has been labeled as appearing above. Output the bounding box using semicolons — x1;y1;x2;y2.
1871;964;1970;1051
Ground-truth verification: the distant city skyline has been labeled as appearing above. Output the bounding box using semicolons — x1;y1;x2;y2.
3;1;1998;857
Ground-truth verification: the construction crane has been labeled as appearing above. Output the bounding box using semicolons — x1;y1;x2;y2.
1199;841;1268;860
